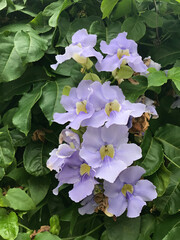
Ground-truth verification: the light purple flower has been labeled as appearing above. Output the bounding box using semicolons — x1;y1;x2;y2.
80;125;142;183
53;80;95;130
104;166;157;218
51;29;103;70
78;194;98;215
139;96;158;119
47;129;80;172
53;151;98;202
95;32;147;73
82;81;146;128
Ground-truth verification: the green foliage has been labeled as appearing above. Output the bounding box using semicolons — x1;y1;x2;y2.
0;0;180;239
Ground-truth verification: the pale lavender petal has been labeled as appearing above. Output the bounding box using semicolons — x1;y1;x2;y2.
60;89;78;111
128;55;148;73
82;110;107;128
81;127;104;151
46;149;64;172
81;47;103;62
124;101;145;118
107;193;127;217
95;55;120;72
59;129;80;149
51;63;59;70
127;195;146;218
57;165;80;184
134;180;157;201
80;148;101;168
69;177;95;202
100;40;118;55
119;166;145;185
104;180;124;198
105;110;132;128
76;80;93;100
72;29;97;47
111;85;126;102
53;112;75;125
116;145;142;167
101;81;117;100
95;156;127;183
53;181;62;195
57;144;75;158
101;125;128;146
78;195;98;215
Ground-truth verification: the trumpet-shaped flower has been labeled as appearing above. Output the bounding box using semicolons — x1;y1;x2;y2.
104;166;157;218
80;125;142;183
95;32;147;73
53;151;98;202
53;80;95;130
47;129;80;172
82;81;146;128
51;29;103;70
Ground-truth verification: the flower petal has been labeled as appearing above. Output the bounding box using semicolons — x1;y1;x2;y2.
72;29;97;47
107;193;127;217
119;166;145;185
95;55;120;72
134;179;157;201
127;195;146;218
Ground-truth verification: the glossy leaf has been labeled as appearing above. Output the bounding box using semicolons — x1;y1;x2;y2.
5;188;35;211
23;141;52;176
148;69;168;87
141;11;163;28
12;83;45;135
101;0;119;19
139;130;163;176
121;17;146;41
0;211;19;240
34;231;61;240
0;0;7;11
0;126;15;169
162;227;180;240
167;67;180;91
112;0;135;20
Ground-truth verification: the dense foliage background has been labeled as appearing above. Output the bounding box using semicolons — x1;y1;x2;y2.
0;0;180;239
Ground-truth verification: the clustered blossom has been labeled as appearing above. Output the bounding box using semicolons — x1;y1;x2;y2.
47;29;158;219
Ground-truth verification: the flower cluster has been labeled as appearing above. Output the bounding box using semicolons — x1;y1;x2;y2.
47;29;157;218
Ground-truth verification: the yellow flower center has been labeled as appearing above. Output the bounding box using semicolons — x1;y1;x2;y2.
100;144;115;160
121;184;134;197
76;100;87;115
105;100;121;116
117;48;130;59
80;163;91;176
69;142;75;149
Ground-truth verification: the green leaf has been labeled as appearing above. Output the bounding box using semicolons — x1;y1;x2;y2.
139;130;163;176
149;164;171;196
12;83;44;135
28;176;50;205
155;162;180;215
62;86;71;96
43;0;73;27
0;126;15;169
112;0;135;20
83;73;101;82
121;17;146;41
167;67;180;91
15;233;31;240
138;214;156;240
0;167;5;180
101;0;119;19
2;108;18;128
89;20;121;45
162;227;180;240
30;12;52;33
5;188;35;211
100;231;109;240
120;76;148;102
0;0;7;11
34;231;61;240
23;141;52;176
153;214;180;240
141;11;163;28
0;32;26;82
14;30;48;63
39;77;78;124
0;66;49;102
155;124;180;161
0;211;19;240
10;129;30;148
147;69;167;87
105;215;141;240
115;65;134;79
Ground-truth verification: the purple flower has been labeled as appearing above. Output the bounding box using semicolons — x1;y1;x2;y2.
53;151;98;202
53;80;95;130
47;129;80;172
95;32;147;73
104;166;157;218
139;96;158;119
78;194;98;215
82;81;146;128
80;125;142;183
51;29;103;70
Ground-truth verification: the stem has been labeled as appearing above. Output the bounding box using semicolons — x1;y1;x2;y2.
61;223;104;240
153;0;160;42
138;42;154;47
18;223;31;231
164;154;180;169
